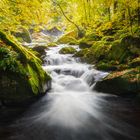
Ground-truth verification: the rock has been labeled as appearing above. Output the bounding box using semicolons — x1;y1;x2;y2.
96;62;118;71
121;35;140;55
57;36;78;45
12;27;32;43
59;47;77;54
47;42;57;47
73;48;89;57
79;33;101;49
42;26;62;36
94;68;140;95
32;45;48;56
0;31;51;104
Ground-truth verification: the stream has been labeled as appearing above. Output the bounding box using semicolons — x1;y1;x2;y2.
0;44;140;140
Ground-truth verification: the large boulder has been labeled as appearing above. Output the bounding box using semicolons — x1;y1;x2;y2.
32;45;48;57
59;47;77;54
94;68;140;95
79;33;102;49
0;31;51;104
12;27;32;43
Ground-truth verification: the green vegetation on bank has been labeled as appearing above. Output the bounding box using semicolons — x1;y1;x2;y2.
0;31;51;103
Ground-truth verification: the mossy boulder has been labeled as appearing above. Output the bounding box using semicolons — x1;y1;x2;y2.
57;36;78;45
79;33;101;49
73;48;89;57
32;45;48;57
82;41;111;63
0;31;51;104
96;61;118;71
47;42;57;47
94;68;140;95
12;27;32;43
107;40;131;63
121;35;140;55
59;47;77;54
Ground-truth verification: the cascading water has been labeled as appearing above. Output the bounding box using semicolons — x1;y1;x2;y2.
1;44;140;140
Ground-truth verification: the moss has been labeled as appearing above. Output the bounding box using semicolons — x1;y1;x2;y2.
129;57;140;68
107;40;131;63
32;45;48;57
47;42;57;47
96;61;117;71
0;31;51;102
94;68;140;95
79;33;102;49
73;48;89;57
59;47;77;54
101;36;114;42
121;35;140;55
12;27;32;43
57;36;78;45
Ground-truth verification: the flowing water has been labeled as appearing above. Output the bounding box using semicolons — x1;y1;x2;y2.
0;44;140;140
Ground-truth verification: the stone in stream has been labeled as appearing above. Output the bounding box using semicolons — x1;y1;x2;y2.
94;68;140;95
12;27;32;43
0;31;51;105
32;45;48;57
59;46;77;54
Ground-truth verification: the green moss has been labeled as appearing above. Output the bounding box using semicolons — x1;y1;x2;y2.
107;40;131;63
95;68;140;95
96;61;117;71
101;36;114;42
32;45;48;57
59;46;77;54
79;33;102;49
57;36;78;45
0;31;51;101
73;48;89;57
47;42;57;47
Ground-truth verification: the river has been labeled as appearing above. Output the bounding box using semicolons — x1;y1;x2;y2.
0;44;140;140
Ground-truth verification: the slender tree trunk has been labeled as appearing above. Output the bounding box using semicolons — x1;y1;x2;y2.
53;0;84;38
127;6;133;34
138;0;140;26
107;7;111;21
83;0;88;25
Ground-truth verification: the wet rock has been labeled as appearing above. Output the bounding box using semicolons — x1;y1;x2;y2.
0;31;51;104
59;47;77;54
12;27;32;43
94;68;140;95
32;45;48;56
42;26;62;36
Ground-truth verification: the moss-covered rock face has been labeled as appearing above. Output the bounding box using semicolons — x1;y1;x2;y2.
96;61;118;71
57;31;78;45
79;33;101;49
59;46;77;54
0;31;51;103
94;68;140;95
12;27;32;43
121;35;140;55
57;36;78;45
32;45;48;57
73;48;89;57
